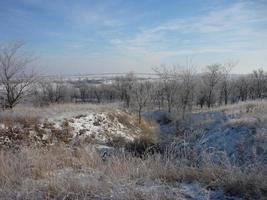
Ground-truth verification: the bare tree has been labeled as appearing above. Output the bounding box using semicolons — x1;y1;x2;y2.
220;61;236;105
36;81;68;104
151;82;165;110
251;69;265;99
78;82;90;102
114;72;136;107
91;85;103;103
154;65;178;113
131;81;152;124
101;84;118;102
179;67;196;118
231;76;247;102
0;42;36;109
202;64;221;108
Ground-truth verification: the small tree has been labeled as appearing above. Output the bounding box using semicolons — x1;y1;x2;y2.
91;85;103;103
78;82;90;102
154;65;178;113
0;42;36;109
179;67;196;118
220;61;236;105
151;82;165;110
251;69;265;99
131;81;152;124
114;72;136;107
202;64;221;108
34;81;68;105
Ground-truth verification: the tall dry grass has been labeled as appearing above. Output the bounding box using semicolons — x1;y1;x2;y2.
0;144;265;199
0;103;119;120
0;101;266;199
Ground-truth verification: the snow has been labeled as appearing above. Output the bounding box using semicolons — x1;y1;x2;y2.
0;123;5;129
45;111;141;143
145;109;266;166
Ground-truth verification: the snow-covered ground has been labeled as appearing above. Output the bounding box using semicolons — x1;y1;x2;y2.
0;104;153;148
144;100;267;166
46;111;143;143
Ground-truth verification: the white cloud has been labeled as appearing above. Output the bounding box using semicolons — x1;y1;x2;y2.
14;0;267;74
104;1;267;73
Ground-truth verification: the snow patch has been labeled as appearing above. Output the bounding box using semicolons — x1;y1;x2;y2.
46;111;142;143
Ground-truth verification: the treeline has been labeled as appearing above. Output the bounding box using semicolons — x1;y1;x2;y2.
1;42;266;122
32;64;267;122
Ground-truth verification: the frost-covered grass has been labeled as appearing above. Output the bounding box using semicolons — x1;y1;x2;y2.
195;99;267;122
0;103;119;120
0;101;266;199
189;100;267;143
0;144;265;199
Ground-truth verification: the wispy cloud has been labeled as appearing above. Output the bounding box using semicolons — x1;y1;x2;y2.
1;0;266;74
112;1;267;54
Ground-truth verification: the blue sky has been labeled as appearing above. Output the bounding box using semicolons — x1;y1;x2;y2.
0;0;267;75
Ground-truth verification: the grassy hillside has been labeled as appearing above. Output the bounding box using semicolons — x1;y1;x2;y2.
0;101;266;199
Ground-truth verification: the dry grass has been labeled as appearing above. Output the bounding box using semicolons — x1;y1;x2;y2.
0;103;119;121
107;111;159;148
0;144;265;199
0;101;266;199
0;113;40;128
227;117;259;126
193;99;267;114
207;100;267;119
193;100;267;128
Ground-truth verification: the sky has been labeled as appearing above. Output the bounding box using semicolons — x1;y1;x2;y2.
0;0;267;75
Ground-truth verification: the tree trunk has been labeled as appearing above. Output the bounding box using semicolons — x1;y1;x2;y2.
138;107;142;124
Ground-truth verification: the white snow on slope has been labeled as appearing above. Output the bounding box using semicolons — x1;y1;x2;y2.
47;111;142;143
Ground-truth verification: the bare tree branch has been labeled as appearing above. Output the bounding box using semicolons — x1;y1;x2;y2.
0;42;37;109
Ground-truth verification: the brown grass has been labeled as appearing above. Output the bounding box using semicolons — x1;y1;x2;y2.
0;101;265;199
1;103;118;119
107;111;159;148
0;113;40;128
0;144;265;199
